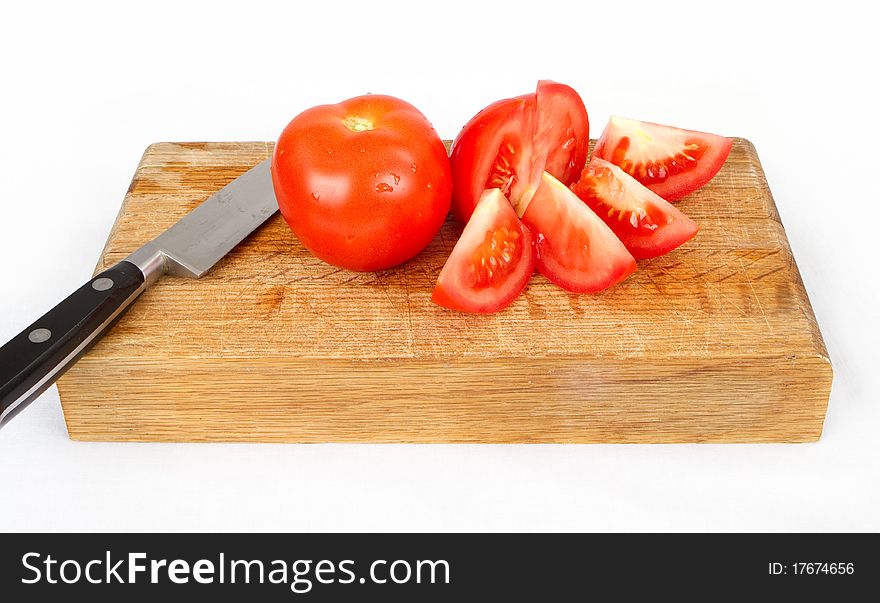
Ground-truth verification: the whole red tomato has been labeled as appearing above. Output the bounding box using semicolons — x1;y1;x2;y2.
271;94;451;271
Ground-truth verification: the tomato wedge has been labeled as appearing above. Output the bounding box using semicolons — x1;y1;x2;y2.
432;189;536;313
571;157;699;259
449;96;536;222
593;116;732;201
534;80;590;187
521;172;636;293
450;81;588;222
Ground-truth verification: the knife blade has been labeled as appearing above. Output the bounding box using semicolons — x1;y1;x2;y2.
0;158;278;429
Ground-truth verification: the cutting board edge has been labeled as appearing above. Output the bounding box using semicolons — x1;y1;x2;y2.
58;353;832;444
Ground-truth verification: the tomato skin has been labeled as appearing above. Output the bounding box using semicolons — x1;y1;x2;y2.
593;116;731;201
522;172;636;293
449;81;589;223
271;94;451;271
571;157;699;260
432;189;535;314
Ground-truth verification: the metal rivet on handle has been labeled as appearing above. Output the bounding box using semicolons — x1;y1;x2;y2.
28;328;52;343
92;277;114;291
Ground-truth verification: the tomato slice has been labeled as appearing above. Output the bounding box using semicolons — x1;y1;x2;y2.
571;157;699;259
593;116;732;201
432;189;536;313
534;80;589;188
450;81;589;222
521;172;636;293
449;96;536;223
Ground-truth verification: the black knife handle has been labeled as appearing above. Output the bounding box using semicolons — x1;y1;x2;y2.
0;261;146;429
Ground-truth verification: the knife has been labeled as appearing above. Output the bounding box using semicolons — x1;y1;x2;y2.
0;158;277;429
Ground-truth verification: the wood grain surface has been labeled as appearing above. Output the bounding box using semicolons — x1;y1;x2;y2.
56;139;832;442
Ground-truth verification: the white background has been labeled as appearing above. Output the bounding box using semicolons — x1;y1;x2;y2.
1;0;877;531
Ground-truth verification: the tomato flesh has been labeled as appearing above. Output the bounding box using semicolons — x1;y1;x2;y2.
521;172;636;293
479;98;537;209
594;116;732;201
432;189;536;313
571;157;699;259
450;81;589;222
271;94;451;271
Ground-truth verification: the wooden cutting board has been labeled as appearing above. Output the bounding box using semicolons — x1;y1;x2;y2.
56;139;832;442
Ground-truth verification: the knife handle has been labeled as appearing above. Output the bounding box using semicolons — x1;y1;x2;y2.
0;261;147;429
